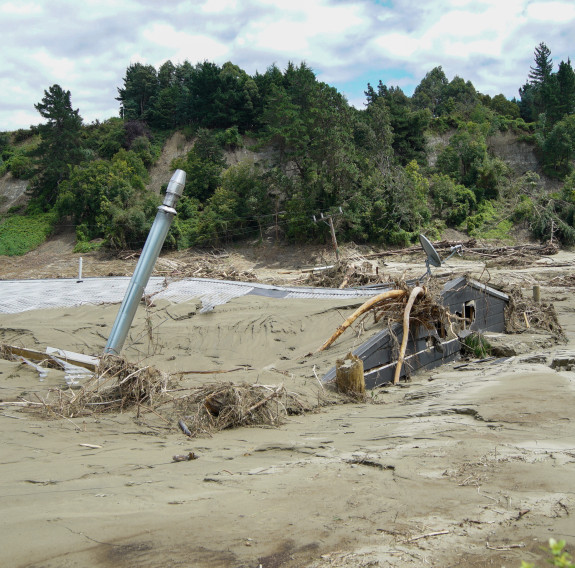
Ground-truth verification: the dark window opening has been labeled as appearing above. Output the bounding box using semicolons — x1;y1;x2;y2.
465;301;476;328
435;321;447;339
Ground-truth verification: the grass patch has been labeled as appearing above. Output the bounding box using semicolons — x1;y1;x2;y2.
462;332;491;358
0;212;56;255
466;201;514;242
73;238;105;254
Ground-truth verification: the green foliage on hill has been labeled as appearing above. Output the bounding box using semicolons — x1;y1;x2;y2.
0;211;56;255
2;41;575;255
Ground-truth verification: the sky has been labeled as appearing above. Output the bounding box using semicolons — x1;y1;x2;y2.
1;0;575;132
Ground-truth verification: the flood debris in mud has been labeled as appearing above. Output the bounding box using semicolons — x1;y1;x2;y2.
34;355;171;417
504;286;565;340
304;258;390;288
172;381;310;437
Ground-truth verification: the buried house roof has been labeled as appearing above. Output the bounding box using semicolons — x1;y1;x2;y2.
442;276;509;302
322;276;510;388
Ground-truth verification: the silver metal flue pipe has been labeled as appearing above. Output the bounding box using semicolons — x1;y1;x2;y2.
104;169;186;355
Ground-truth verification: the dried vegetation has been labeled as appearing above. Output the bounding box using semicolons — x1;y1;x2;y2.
172;382;310;437
1;352;312;437
504;287;565;340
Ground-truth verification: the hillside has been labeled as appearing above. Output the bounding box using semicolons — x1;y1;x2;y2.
0;123;564;282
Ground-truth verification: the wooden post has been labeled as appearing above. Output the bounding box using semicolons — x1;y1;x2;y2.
533;285;541;303
336;352;365;395
328;216;339;261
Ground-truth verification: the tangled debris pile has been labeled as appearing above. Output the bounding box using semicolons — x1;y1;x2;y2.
305;259;389;288
121;250;259;282
0;350;310;437
173;382;310;437
47;355;170;417
504;287;565;340
317;279;450;353
548;274;575;287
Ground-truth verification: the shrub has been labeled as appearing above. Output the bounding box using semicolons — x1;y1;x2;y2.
7;154;34;179
521;538;573;568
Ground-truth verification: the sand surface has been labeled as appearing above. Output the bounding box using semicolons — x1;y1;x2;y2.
1;250;575;567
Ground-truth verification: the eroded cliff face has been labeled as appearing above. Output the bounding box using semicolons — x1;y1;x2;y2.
426;129;540;175
486;131;540;175
0;173;28;214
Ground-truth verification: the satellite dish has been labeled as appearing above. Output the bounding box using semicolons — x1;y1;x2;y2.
419;234;463;278
419;234;442;268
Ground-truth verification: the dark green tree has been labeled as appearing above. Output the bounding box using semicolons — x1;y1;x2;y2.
529;42;553;85
438;76;478;117
262;62;359;211
543;114;575;175
489;94;520;119
56;152;157;248
213;62;259;131
550;59;575;123
158;60;176;89
30;84;84;207
187;61;222;127
524;42;555;122
518;82;537;122
116;63;158;120
365;82;430;164
412;66;449;116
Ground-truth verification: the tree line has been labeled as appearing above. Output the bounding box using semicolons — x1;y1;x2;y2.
1;42;575;254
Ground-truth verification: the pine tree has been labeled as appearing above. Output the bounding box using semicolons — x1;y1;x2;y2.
555;59;575;118
31;84;84;207
529;42;553;85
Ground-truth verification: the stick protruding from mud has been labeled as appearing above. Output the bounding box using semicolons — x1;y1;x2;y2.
393;286;424;384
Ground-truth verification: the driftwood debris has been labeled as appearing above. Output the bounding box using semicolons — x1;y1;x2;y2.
305;259;389;289
364;239;557;260
318;289;407;351
174;382;308;437
393;286;424;384
504;286;565;339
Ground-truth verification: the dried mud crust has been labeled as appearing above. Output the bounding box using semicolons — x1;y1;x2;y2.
2;253;575;568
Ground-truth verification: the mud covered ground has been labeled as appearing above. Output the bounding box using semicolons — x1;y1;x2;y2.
1;241;575;568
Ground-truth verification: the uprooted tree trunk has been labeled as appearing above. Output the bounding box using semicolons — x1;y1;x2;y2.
317;289;407;352
393;286;424;384
336;352;365;396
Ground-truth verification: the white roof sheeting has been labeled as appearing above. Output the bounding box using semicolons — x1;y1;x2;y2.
0;277;382;314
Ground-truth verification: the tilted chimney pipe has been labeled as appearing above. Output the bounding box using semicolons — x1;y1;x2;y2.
104;169;186;355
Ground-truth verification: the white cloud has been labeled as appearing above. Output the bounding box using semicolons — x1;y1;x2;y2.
0;1;42;15
142;23;229;64
199;0;238;13
1;0;575;131
374;33;419;58
31;49;77;82
527;1;575;21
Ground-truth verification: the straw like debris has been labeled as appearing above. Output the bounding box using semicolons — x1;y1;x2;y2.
47;355;171;417
504;286;565;340
172;381;308;437
306;259;390;288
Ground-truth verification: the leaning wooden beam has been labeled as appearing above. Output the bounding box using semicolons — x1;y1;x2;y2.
1;345;54;364
393;286;424;385
317;289;406;352
0;344;98;371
